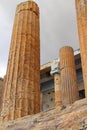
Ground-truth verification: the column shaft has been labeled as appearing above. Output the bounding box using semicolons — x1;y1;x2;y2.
60;46;79;106
75;0;87;97
2;1;40;121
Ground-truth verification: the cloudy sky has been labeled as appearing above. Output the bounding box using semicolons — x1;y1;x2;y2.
0;0;79;77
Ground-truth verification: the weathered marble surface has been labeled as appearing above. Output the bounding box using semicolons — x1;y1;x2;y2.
2;1;40;121
1;98;87;130
0;78;3;112
60;46;79;106
76;0;87;97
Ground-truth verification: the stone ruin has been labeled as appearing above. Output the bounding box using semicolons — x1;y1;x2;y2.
0;0;87;129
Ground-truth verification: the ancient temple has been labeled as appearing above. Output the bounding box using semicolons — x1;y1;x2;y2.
1;1;87;130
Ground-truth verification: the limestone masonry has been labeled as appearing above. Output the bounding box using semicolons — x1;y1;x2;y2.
2;1;40;121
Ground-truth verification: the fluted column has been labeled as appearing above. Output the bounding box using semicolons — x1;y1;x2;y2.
2;1;40;121
60;46;79;106
75;0;87;97
50;61;62;107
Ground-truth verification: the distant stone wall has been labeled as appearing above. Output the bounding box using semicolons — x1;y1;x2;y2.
0;78;3;112
41;90;55;111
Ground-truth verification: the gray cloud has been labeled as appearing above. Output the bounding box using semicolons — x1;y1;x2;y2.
0;0;79;77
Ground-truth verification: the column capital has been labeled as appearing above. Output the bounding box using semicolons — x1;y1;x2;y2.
50;60;60;76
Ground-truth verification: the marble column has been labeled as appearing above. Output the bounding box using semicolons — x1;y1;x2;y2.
2;0;40;121
75;0;87;97
50;61;62;106
60;46;79;106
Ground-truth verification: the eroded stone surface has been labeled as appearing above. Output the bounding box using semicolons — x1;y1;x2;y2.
1;1;40;121
54;73;62;106
76;0;87;97
0;78;3;112
60;46;79;106
1;98;87;130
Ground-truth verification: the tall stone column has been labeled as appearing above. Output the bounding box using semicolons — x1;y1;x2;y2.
60;46;79;106
2;0;40;121
75;0;87;97
50;61;62;106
